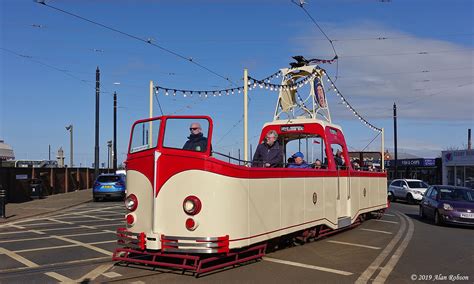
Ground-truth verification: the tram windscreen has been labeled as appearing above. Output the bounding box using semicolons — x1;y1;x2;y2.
163;118;210;152
129;120;160;153
284;135;327;168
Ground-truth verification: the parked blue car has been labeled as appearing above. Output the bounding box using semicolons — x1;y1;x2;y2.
93;174;126;201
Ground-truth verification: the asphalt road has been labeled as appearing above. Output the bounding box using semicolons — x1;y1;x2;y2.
0;201;472;283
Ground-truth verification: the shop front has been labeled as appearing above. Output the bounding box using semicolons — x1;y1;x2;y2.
385;158;442;185
442;150;474;189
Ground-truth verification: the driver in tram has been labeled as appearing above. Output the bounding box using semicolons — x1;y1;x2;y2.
183;122;208;152
252;130;283;168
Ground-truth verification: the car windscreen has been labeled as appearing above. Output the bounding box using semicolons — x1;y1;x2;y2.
440;188;474;202
407;181;428;188
97;176;120;183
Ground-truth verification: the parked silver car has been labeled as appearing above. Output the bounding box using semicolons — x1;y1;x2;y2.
388;179;429;204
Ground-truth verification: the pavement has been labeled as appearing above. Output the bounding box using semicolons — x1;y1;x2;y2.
1;189;93;224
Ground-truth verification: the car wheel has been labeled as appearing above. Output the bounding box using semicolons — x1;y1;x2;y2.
419;206;426;219
434;210;444;226
406;194;415;205
388;191;396;202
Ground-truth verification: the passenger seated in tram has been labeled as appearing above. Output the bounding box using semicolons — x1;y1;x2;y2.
183;122;208;152
252;130;283;168
288;152;311;169
313;159;324;169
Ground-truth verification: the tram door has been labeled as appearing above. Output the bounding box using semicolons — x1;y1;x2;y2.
336;170;351;228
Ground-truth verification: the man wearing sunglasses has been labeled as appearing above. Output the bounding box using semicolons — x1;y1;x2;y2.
183;122;208;152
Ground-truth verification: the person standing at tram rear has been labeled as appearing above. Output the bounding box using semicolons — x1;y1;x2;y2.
252;130;283;168
334;149;345;167
288;152;311;169
183;122;208;152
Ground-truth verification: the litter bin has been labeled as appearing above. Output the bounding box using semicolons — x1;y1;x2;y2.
30;179;44;199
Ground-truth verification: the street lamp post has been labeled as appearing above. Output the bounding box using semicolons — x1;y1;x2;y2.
65;124;73;167
107;140;112;171
393;103;398;179
95;67;100;177
113;91;117;171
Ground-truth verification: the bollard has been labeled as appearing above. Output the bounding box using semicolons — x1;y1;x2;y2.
0;186;6;219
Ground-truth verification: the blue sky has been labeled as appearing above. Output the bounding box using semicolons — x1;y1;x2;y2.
1;0;473;166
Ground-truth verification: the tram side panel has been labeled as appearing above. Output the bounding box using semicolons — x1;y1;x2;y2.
126;170;154;239
323;177;339;229
350;177;361;222
280;178;305;235
155;170;251;249
304;178;326;227
248;178;281;244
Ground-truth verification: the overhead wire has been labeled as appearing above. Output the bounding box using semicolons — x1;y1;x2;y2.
291;0;339;81
35;0;237;86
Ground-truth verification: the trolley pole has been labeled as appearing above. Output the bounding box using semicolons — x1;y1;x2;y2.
244;69;249;164
113;92;117;171
393;103;398;178
95;67;100;177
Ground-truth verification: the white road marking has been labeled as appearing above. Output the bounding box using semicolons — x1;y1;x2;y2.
8;224;26;229
373;213;415;283
0;247;39;267
360;228;393;235
0;257;110;274
62;230;116;238
53;235;113;256
0;236;53;243
44;272;74;282
374;219;398;224
263;257;353;276
15;222;58;227
78;263;115;282
50;218;74;225
355;212;407;284
130;281;146;284
28;230;46;235
383;213;396;217
103;271;122;278
0;230;33;235
14;244;78;253
326;240;381;250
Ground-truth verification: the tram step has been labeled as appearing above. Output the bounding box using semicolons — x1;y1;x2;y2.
337;216;352;228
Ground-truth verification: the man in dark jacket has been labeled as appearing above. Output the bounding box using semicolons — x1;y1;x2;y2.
252;130;283;168
183;122;208;152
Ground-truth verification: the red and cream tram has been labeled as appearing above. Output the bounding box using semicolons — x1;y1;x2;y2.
113;65;388;275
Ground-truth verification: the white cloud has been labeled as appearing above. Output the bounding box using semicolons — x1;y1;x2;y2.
299;22;474;121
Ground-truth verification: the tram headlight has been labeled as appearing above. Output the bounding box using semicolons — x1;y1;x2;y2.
183;196;202;215
125;194;138;212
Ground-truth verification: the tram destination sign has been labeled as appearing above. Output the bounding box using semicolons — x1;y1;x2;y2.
281;125;304;132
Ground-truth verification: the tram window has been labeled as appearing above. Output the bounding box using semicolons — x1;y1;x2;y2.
130;120;160;153
284;135;327;168
163;118;210;152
